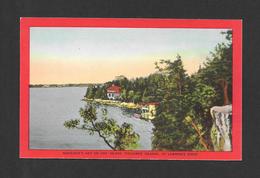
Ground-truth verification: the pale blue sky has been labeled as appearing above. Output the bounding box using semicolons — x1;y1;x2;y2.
30;27;230;84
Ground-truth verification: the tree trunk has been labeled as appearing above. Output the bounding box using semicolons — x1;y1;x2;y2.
190;119;213;151
90;120;116;150
219;79;230;105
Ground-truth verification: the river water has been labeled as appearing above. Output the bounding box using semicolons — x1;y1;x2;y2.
30;87;154;150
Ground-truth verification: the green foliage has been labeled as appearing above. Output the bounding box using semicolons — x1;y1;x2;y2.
85;85;107;100
64;105;140;150
85;71;165;103
152;55;197;150
120;89;128;101
114;123;140;150
195;30;232;105
83;30;232;151
152;31;232;150
64;119;80;129
127;90;135;102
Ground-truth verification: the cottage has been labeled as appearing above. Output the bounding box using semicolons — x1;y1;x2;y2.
141;102;160;120
106;84;121;100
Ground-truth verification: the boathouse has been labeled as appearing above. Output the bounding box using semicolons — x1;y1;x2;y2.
141;102;160;120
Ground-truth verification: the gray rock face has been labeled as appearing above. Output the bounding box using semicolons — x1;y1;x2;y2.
210;105;232;151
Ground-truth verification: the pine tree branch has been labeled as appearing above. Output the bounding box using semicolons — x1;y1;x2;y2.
89;120;116;150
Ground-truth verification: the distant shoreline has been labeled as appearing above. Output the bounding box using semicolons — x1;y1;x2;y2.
29;83;102;88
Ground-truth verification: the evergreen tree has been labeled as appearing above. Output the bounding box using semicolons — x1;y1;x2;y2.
196;30;232;105
64;105;140;150
152;31;232;150
152;55;195;150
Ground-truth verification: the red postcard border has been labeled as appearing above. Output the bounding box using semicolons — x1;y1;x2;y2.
20;18;242;160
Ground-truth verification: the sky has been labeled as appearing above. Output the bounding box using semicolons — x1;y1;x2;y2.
30;27;229;84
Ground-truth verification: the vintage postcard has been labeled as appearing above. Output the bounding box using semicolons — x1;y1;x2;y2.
20;18;242;160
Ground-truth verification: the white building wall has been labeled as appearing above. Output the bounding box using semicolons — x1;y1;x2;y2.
107;92;120;100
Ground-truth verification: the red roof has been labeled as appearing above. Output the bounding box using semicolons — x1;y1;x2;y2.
107;84;121;93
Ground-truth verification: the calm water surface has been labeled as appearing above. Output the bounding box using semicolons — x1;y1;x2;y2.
30;87;153;150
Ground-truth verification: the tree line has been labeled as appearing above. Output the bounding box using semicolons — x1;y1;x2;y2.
66;30;232;150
